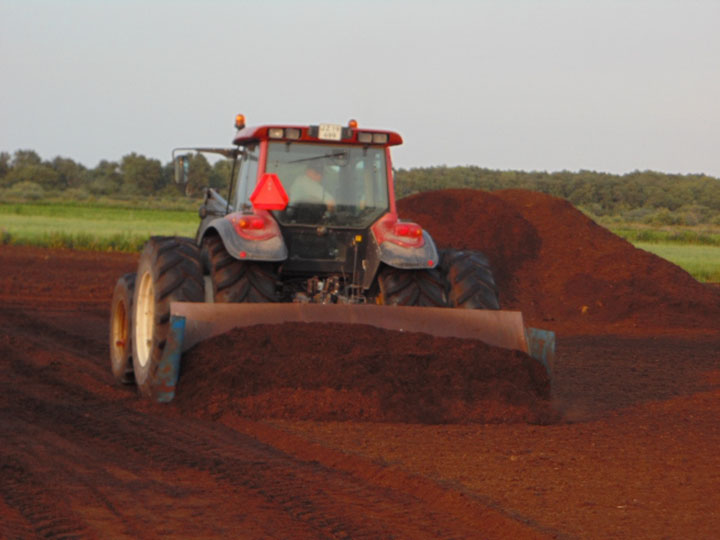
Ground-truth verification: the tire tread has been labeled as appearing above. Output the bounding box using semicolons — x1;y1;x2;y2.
441;250;500;310
132;237;204;399
377;267;448;307
201;235;278;303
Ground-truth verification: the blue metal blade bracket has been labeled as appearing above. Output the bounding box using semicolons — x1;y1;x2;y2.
525;327;556;377
154;314;187;403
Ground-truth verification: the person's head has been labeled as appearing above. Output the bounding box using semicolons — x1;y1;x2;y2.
306;163;323;181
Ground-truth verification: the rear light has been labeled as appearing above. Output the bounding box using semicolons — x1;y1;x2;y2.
393;222;423;238
228;212;278;241
372;215;425;249
378;219;425;248
236;216;265;230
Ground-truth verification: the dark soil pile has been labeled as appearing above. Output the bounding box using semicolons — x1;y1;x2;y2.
399;189;720;333
175;322;555;424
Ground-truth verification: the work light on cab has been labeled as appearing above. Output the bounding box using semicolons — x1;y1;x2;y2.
268;127;301;140
357;132;389;144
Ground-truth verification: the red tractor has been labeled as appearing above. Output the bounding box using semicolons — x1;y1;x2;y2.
110;115;551;401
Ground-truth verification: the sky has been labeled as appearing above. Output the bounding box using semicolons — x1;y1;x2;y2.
1;0;719;177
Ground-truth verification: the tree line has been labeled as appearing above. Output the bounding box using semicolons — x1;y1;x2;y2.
395;166;720;225
2;149;720;225
0;149;232;199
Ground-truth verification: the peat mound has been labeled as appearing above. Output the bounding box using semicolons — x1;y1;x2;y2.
175;322;556;424
399;189;720;333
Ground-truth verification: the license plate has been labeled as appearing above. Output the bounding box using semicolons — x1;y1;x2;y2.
318;123;342;141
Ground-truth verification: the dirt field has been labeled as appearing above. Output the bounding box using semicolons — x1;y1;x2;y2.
1;189;719;539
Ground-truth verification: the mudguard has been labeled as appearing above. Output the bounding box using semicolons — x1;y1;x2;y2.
198;217;288;262
377;230;440;270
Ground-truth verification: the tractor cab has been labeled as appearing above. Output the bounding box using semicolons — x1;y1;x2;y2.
266;141;388;229
227;138;391;230
229;116;401;228
177;115;437;303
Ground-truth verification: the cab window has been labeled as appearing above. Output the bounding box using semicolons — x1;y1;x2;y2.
233;144;260;210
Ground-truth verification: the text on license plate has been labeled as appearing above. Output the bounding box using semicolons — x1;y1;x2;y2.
318;124;342;141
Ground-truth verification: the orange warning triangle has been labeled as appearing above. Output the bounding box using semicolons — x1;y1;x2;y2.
250;173;289;210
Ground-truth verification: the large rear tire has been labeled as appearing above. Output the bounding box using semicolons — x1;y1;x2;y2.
201;234;278;303
109;273;136;385
132;237;204;399
442;250;500;310
376;266;449;307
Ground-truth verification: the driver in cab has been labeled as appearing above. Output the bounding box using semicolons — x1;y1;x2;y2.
289;162;336;211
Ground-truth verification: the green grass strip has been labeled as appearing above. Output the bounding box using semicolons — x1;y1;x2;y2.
635;242;720;282
611;227;720;246
3;202;720;282
0;202;197;252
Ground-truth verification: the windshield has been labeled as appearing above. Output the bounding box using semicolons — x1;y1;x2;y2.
266;142;389;228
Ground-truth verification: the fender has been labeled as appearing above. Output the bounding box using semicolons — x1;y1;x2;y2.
197;217;288;262
376;230;440;270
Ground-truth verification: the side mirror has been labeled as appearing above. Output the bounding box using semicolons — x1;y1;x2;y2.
174;154;190;184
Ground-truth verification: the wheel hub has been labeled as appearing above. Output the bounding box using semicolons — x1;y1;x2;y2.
135;271;155;368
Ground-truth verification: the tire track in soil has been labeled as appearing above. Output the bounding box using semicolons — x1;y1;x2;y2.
1;305;551;539
218;415;563;540
0;452;93;540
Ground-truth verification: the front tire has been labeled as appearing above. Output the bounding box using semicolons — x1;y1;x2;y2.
132;237;204;399
109;273;136;384
201;234;278;303
376;266;449;306
442;250;500;309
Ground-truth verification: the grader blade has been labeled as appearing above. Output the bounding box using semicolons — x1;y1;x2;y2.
154;302;555;402
172;302;535;350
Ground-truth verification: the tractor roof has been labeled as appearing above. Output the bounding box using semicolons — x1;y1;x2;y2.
232;123;403;147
